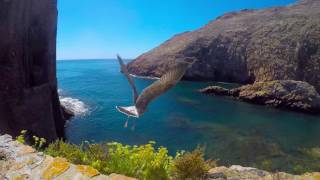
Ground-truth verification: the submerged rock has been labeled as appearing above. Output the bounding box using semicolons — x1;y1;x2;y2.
199;86;231;96
200;80;320;113
128;0;320;92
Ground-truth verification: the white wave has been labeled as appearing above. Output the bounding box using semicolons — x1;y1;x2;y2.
59;96;89;116
129;74;160;80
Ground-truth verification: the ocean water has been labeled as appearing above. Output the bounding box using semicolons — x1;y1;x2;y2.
58;59;320;173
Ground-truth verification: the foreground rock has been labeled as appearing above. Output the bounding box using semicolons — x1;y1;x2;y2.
1;135;319;180
200;80;320;113
0;0;66;141
207;165;320;180
0;135;136;180
128;0;320;92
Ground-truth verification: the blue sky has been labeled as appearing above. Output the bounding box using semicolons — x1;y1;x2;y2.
57;0;296;60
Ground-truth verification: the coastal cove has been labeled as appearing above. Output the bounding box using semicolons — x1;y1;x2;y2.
2;0;320;178
58;59;320;174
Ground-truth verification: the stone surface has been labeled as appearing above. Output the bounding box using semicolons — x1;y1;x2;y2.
0;0;68;141
76;165;100;177
207;166;320;180
42;157;70;180
200;80;320;113
128;0;320;93
0;135;136;180
108;173;137;180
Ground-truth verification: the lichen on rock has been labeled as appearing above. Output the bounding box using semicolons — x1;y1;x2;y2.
42;157;70;180
76;165;100;177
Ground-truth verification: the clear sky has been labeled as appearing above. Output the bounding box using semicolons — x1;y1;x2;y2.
57;0;297;60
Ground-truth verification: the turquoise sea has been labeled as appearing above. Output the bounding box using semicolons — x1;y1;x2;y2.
58;59;320;173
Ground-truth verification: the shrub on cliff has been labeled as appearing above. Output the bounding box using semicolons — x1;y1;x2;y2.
45;140;173;180
16;131;212;179
16;130;46;150
44;139;86;164
170;148;210;180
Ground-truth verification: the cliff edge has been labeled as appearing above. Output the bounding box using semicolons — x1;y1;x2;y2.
1;134;319;180
0;135;136;180
128;0;320;92
0;0;66;141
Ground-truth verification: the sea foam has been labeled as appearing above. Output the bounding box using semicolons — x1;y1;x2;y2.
129;74;160;80
58;89;89;116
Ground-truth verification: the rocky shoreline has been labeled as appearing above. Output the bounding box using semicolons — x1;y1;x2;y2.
200;80;320;114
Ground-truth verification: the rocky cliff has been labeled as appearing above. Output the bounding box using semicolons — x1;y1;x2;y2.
0;0;65;142
128;0;320;92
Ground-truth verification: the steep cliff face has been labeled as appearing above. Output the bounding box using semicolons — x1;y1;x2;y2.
128;0;320;92
0;0;65;142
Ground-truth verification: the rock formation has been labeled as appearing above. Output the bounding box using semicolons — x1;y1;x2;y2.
0;0;67;142
200;80;320;113
206;165;320;180
128;0;320;92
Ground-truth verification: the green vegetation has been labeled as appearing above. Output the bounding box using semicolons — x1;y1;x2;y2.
16;130;212;179
258;159;273;172
170;148;211;180
45;140;173;179
32;136;47;150
15;130;46;150
16;130;27;144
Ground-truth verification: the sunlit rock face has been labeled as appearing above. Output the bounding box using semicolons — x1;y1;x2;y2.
0;0;65;141
128;0;320;92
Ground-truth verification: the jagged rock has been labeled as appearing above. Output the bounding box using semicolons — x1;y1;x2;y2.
0;0;65;141
128;0;320;93
200;80;320;113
